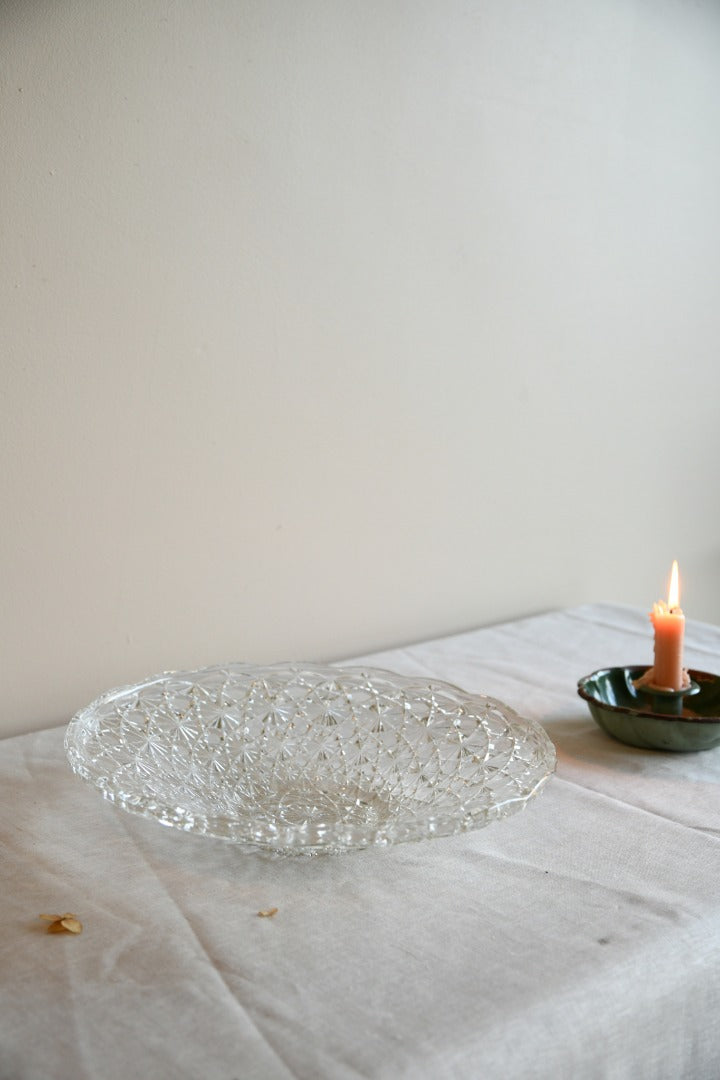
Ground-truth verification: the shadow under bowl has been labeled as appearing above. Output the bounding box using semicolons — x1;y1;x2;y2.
577;667;720;752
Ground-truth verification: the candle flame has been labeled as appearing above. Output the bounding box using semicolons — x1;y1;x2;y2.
668;560;680;610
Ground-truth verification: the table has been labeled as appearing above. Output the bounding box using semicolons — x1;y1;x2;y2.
2;604;720;1079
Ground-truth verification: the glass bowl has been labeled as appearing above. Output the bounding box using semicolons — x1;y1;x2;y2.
66;662;555;854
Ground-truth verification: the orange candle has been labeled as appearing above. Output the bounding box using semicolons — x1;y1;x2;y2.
650;561;685;690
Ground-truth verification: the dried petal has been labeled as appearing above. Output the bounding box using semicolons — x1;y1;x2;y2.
257;907;278;918
40;912;82;934
59;917;82;934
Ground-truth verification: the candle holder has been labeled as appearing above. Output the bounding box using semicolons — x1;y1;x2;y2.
631;671;700;717
577;667;720;751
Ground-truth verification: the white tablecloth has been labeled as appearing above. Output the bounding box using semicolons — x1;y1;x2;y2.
2;604;720;1080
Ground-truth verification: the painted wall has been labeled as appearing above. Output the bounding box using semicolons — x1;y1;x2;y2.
3;0;720;736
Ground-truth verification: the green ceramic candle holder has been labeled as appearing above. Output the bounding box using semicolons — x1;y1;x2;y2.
577;667;720;752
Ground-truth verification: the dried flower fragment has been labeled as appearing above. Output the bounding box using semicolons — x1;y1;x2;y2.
39;913;83;934
257;907;278;918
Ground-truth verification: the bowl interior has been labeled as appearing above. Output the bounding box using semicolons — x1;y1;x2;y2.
579;667;720;719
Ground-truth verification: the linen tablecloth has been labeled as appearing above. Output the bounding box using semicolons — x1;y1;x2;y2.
2;604;720;1079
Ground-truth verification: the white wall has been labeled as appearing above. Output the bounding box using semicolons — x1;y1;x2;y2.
2;0;720;736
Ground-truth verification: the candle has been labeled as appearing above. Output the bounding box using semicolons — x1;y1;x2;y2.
650;561;686;690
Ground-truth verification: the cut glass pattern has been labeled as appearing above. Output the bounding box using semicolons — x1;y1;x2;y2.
65;663;555;854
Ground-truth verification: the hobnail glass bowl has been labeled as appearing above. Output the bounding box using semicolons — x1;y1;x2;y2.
65;662;555;854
